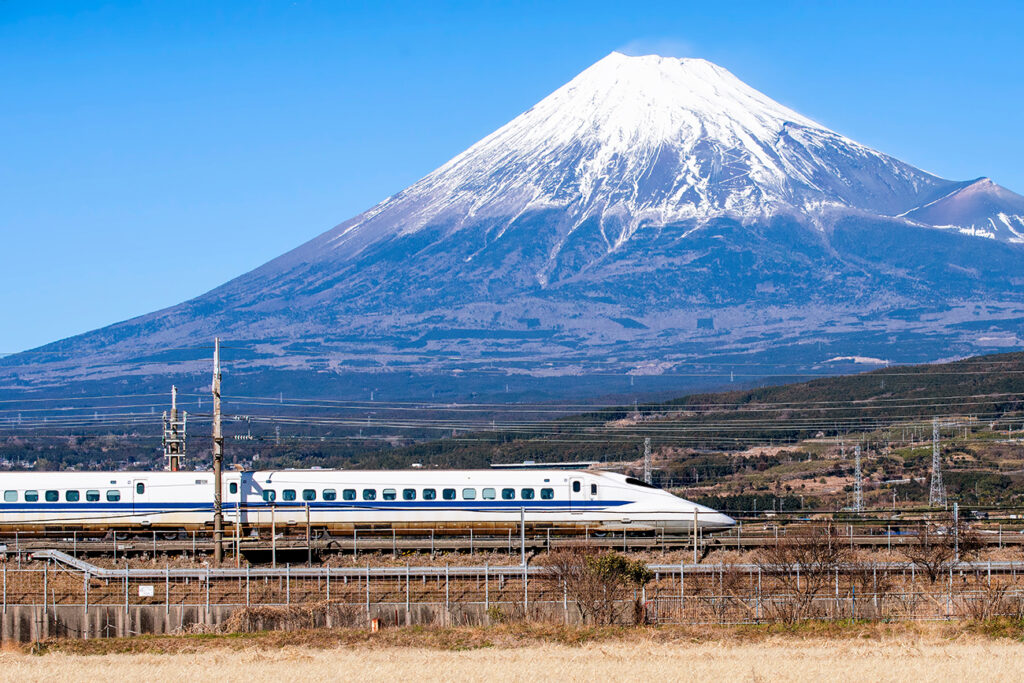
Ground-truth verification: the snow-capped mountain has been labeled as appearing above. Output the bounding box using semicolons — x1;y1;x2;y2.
290;53;1011;266
3;53;1023;400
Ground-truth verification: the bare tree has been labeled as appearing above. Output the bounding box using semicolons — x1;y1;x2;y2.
754;523;852;622
848;557;897;620
898;515;982;584
543;545;653;625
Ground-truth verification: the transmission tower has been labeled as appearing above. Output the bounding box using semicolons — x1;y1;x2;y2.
929;418;947;508
853;444;863;512
643;437;652;484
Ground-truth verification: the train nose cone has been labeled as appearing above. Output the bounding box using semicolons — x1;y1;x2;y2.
706;512;736;529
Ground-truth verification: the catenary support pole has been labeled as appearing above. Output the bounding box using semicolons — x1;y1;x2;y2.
212;337;224;564
520;507;526;567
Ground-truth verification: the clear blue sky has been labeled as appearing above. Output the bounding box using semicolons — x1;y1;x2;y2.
2;1;1022;353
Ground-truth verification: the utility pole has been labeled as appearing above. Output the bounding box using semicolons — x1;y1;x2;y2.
162;386;186;471
853;444;863;513
643;437;652;484
212;337;224;564
929;418;946;508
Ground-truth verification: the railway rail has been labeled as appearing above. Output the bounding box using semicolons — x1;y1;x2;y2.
0;521;1021;561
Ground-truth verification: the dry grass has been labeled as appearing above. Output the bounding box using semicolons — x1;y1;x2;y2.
4;630;1024;682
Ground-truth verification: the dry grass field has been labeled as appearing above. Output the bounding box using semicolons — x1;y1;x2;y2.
4;623;1024;682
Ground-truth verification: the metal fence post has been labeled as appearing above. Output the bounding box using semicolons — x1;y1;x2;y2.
756;566;762;620
286;563;291;606
835;567;840;618
445;563;450;621
246;565;251;607
524;563;529;616
947;564;952;619
83;571;88;614
484;562;489;613
679;562;684;621
563;577;568;624
123;569;128;615
205;566;210;614
326;566;331;602
405;563;410;622
165;565;170;615
365;563;370;622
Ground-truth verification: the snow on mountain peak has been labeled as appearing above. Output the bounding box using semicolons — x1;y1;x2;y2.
315;54;981;261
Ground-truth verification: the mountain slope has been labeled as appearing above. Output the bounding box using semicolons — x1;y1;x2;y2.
2;53;1023;400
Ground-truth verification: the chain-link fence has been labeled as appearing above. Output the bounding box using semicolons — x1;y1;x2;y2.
5;554;1024;628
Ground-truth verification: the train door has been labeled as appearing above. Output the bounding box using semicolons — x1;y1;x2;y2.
226;474;244;528
569;477;583;512
132;478;150;521
569;477;598;512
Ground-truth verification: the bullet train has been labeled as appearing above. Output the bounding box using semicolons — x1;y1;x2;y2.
0;469;735;535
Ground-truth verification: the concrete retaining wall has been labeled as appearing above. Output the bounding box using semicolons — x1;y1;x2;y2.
0;603;574;641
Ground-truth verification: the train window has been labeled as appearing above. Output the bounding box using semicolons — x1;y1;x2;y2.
343;489;356;501
423;488;436;500
24;490;38;502
302;489;316;501
541;488;554;500
442;488;456;500
136;482;145;495
482;488;496;500
263;490;276;502
362;489;376;501
3;491;16;502
591;484;598;496
86;490;100;502
382;489;397;501
572;481;581;493
283;489;296;501
402;488;416;501
462;488;476;500
521;488;535;500
66;490;80;502
502;488;515;500
45;490;59;502
106;490;121;502
229;482;238;495
323;489;337;501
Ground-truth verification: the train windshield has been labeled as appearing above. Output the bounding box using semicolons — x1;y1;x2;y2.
624;477;660;490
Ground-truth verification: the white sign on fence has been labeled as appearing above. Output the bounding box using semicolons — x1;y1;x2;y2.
138;585;154;597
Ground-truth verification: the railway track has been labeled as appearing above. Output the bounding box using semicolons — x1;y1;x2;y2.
2;526;1021;560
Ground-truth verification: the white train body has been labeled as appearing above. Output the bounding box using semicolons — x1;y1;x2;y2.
0;469;734;533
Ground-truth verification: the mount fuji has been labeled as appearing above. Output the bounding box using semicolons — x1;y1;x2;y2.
4;53;1024;400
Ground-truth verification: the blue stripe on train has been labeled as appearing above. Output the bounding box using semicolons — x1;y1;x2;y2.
0;499;629;513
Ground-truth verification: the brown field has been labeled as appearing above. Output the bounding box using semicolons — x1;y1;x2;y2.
5;623;1024;682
